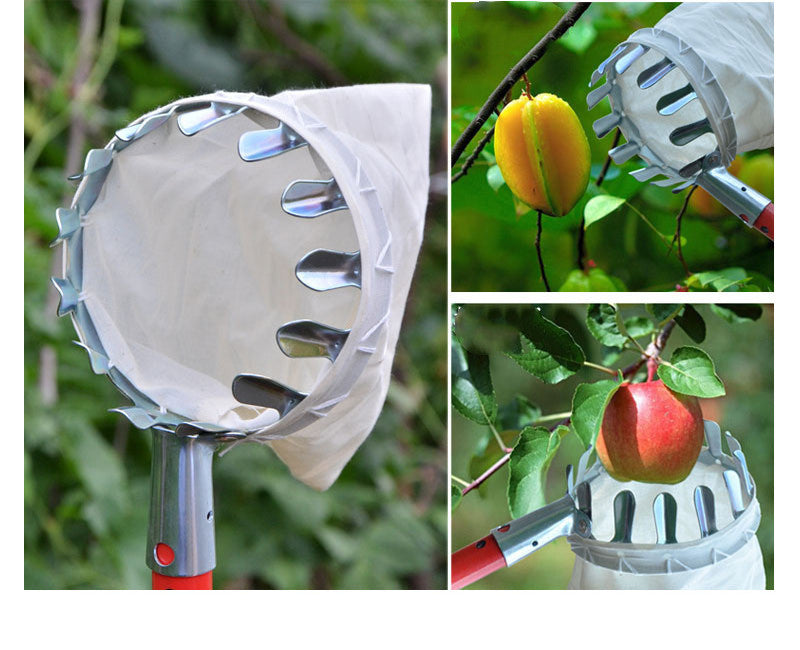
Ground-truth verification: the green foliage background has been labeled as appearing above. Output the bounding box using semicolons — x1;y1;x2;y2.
24;0;447;589
451;2;774;291
451;304;774;589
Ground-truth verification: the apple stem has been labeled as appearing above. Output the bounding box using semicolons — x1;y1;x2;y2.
646;358;657;382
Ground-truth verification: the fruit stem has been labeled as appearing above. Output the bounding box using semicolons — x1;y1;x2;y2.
646;358;657;382
521;72;533;99
451;475;470;488
535;210;552;291
533;411;572;424
584;361;617;376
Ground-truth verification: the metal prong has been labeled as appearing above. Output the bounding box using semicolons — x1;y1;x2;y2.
669;118;713;146
111;406;156;429
611;490;636;543
651;176;684;187
671;180;695;194
115;109;174;142
637;57;676;89
732;450;755;497
586;82;612;110
576;445;593;484
723;470;746;518
277;320;349;362
72;341;111;374
592;113;621;139
591;43;626;86
657;84;698;115
566;464;574;494
703;420;723;459
614;44;646;75
653;493;678;544
51;277;79;316
238;123;308;161
50;208;81;246
694;485;717;537
608;142;640;165
231;374;307;418
282;178;347;217
67;148;113;181
631;166;666;182
295;249;361;291
575;481;592;524
176;102;246;136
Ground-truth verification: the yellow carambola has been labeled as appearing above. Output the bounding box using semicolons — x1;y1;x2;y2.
495;93;591;217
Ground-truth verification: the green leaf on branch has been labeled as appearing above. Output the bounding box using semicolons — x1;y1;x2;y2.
507;308;585;384
507;426;567;518
674;304;706;343
486;164;505;192
584;195;625;229
686;268;756;292
497;395;542;432
657;346;725;398
586;303;626;348
570;379;622;449
452;339;497;425
624;316;655;339
451;483;462;511
646;304;682;327
558;20;598;54
710;304;763;324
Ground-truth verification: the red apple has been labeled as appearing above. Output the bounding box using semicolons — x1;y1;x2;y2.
596;380;704;484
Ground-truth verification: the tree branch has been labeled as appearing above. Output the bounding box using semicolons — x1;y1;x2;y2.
671;186;696;277
451;125;494;183
451;2;592;167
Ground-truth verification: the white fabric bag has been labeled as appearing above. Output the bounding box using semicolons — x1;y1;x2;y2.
63;84;431;490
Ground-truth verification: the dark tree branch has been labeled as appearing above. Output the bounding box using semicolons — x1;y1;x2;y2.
451;2;592;168
535;210;552;291
672;186;696;277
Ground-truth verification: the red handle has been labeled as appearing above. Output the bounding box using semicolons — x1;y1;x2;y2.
451;534;507;589
152;571;213;590
752;202;774;241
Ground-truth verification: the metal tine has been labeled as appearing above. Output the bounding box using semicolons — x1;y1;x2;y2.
586;82;613;110
671;180;695;194
50;208;81;247
576;445;594;484
239;123;308;161
694;485;717;537
609;142;640;165
614;44;647;75
575;481;592;525
653;493;678;544
566;464;574;494
592;113;621;139
725;432;755;497
111;406;157;429
51;277;79;317
651;176;685;188
591;43;626;86
177;102;246;136
611;490;636;543
282;178;347;218
723;470;746;518
276;320;349;362
631;166;667;182
296;249;361;292
231;374;307;418
637;57;676;89
175;422;247;441
72;341;111;374
657;84;698;115
669;118;713;146
703;420;723;459
67;148;113;181
115;108;175;142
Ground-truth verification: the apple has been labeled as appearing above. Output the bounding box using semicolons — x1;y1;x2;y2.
596;380;704;484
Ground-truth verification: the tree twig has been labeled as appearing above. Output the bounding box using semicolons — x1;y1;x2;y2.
451;3;592;168
671;186;696;277
535;210;551;291
451;125;495;183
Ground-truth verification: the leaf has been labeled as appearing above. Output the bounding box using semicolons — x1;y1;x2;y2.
686;268;750;292
452;339;497;425
507;426;566;518
451;483;462;511
558;20;598;54
646;304;682;326
710;304;763;324
624;316;654;339
657;346;725;397
586;303;626;347
570;379;622;449
507;309;585;384
675;304;706;343
497;395;542;431
584;195;625;229
486;164;505;192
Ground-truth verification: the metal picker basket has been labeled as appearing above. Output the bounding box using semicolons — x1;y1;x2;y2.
565;421;765;589
53;86;431;587
452;420;765;590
